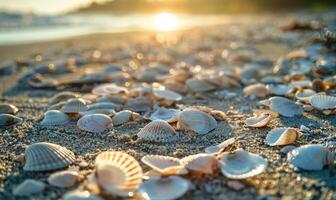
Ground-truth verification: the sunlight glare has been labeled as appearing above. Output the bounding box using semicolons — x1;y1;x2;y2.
153;12;178;32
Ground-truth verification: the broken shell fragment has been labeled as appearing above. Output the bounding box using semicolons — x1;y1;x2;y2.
61;98;88;113
309;95;336;110
245;113;271;128
77;114;112;133
40;110;70;126
13;179;45;196
141;155;187;176
0;114;22;126
269;97;303;117
48;170;79;188
266;127;302;146
0;103;18;115
204;137;236;154
137;120;179;143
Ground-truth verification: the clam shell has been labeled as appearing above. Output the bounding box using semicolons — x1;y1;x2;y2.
49;91;80;105
13;179;45;196
245;113;271;128
137;120;179;143
77;114;112;133
61;98;88;113
243;83;269;97
177;108;217;135
153;88;182;101
48;170;79;188
219;149;267;179
181;154;218;174
295;89;316;101
40;110;70;126
269;97;303;117
204;137;236;154
287;144;335;170
149;107;178;122
0;114;22;126
95;151;143;196
63;190;103;200
24;142;75;171
112;110;138;126
309;95;336;110
186;78;216;92
138;176;190;200
266;127;302;146
266;84;292;95
141;155;187;176
0;103;18;115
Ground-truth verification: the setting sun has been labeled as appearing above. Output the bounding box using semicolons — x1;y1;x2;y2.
153;12;178;31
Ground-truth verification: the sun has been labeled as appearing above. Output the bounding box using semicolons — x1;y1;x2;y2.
153;12;178;32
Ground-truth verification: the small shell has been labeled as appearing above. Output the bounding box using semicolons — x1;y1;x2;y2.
266;127;302;146
295;89;316;101
204;137;236;154
88;102;121;112
137;120;179;143
153;88;182;102
112;110;138;126
177;108;217;135
61;98;88;113
49;91;80;105
95;151;143;197
125;96;152;112
309;95;336;110
24;142;75;171
243;83;269;97
0;103;18;115
287;144;335;170
269;97;303;117
181;154;218;174
280;145;297;154
0;114;22;126
218;149;268;179
186;78;216;92
289;80;312;88
266;84;292;95
138;176;190;200
149;107;178;122
141;155;187;176
77;114;112;133
48;170;79;188
63;190;103;200
40;110;70;126
92;83;128;96
13;179;45;196
245;113;271;128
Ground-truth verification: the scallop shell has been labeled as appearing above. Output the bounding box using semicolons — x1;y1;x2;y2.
186;78;216;92
13;179;46;196
287;144;335;171
204;137;236;154
153;88;182;102
112;110;138;126
95;151;143;197
48;170;79;188
266;84;292;95
269;97;303;117
243;83;269;97
40;110;70;126
0;114;22;126
138;176;190;200
177;108;217;135
63;190;103;200
149;107;178;122
245;113;271;128
181;154;218;174
218;149;268;179
137;120;179;143
24;142;75;171
77;114;112;133
61;98;88;113
141;155;187;176
49;91;80;105
309;95;336;110
295;89;316;101
266;127;302;146
0;103;18;115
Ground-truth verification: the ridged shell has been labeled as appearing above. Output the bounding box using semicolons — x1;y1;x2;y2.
40;110;70;126
137;120;179;143
149;107;178;122
138;176;190;200
49;91;80;105
309;95;336;110
266;127;302;146
269;97;303;117
153;88;182;101
77;114;112;133
219;149;268;179
287;144;335;171
24;142;75;171
181;154;218;174
186;78;216;92
204;137;236;154
141;155;187;176
112;110;138;126
61;98;88;113
63;190;103;200
295;89;316;101
243;83;269;97
177;109;217;135
0;114;22;126
95;151;143;197
13;179;45;196
266;84;292;95
245;113;271;128
48;170;79;188
0;103;18;115
92;83;128;96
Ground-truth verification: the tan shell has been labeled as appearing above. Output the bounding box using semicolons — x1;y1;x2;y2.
0;114;22;126
186;78;216;92
63;190;103;200
243;83;269;97
24;142;75;171
49;91;80;105
266;84;292;95
295;89;316;101
77;114;112;133
204;137;236;154
309;95;336;110
112;110;138;126
269;97;303;117
181;154;218;174
177;108;217;135
153;88;183;102
245;113;271;128
137;120;179;143
48;170;79;188
266;127;302;146
13;179;46;196
141;155;187;176
61;98;88;113
95;151;143;197
0;103;18;115
92;83;128;96
40;110;70;126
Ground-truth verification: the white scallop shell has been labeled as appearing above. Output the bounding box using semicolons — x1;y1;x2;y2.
138;176;190;200
0;103;18;115
269;97;303;117
61;98;88;113
137;120;179;143
245;113;271;128
149;107;178;122
204;137;236;154
0;114;22;126
181;154;218;174
309;95;336;110
266;127;302;146
287;144;335;171
295;89;316;101
177;108;217;135
63;190;103;200
48;170;79;188
243;83;269;97
266;84;292;95
95;151;143;197
24;142;75;171
153;88;182;101
77;114;112;133
40;110;70;126
13;179;45;196
186;78;216;92
141;155;187;176
218;149;268;179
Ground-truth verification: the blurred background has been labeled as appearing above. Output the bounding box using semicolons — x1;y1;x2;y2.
0;0;335;45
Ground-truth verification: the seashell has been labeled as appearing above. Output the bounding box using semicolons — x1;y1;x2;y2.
137;120;179;143
63;190;103;200
138;176;190;200
289;80;312;88
49;91;80;105
0;114;22;126
80;108;116;117
48;170;79;188
40;110;70;126
266;127;302;146
309;95;336;110
204;137;236;154
181;154;218;174
269;97;303;117
0;103;18;115
153;88;182;102
295;89;316;101
61;98;88;113
88;102;121;112
13;179;45;196
125;96;152;112
243;83;269;97
141;155;187;176
177;108;217;135
77;114;112;133
95;151;143;197
149;107;178;122
92;83;128;96
48;101;67;111
219;149;267;179
24;142;75;171
27;78;59;88
245;113;271;128
186;78;216;92
112;110;138;126
287;144;335;171
266;84;292;96
280;145;297;154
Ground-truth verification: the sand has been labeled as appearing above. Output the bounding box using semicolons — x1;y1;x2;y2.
0;12;336;200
